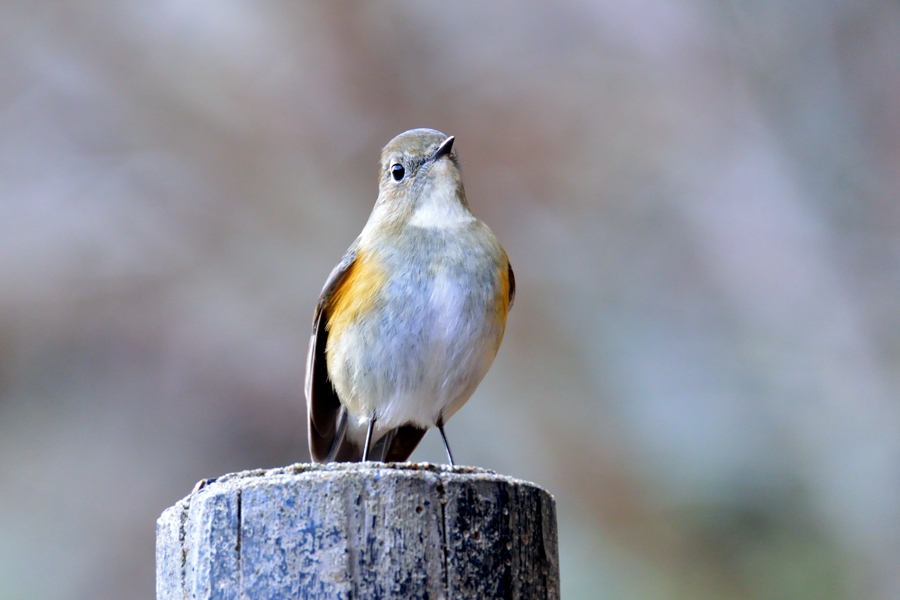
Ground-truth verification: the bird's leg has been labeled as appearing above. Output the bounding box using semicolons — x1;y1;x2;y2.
362;413;377;462
326;407;349;463
437;416;455;467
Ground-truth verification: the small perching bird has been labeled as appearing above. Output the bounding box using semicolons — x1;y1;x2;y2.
305;128;514;465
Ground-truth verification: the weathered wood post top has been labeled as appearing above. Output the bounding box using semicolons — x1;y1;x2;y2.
156;462;559;599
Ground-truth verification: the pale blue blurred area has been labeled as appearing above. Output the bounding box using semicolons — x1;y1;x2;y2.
0;1;898;598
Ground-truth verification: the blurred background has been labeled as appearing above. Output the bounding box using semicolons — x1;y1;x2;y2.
0;1;898;598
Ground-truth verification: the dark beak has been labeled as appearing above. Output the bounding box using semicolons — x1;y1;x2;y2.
433;135;455;160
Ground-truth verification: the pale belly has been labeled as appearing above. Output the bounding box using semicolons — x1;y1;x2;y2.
326;262;505;435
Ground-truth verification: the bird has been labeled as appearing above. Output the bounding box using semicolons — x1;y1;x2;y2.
305;128;514;465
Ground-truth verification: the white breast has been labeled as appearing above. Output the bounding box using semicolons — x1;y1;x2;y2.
408;165;475;229
372;271;497;430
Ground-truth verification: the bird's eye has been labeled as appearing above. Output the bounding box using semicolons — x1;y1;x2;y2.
391;163;405;181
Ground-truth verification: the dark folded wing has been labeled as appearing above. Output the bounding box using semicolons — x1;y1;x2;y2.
305;243;359;463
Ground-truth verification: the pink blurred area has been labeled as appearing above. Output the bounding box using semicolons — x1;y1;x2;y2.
1;1;899;598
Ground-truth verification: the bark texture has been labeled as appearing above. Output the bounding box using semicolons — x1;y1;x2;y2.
156;463;559;599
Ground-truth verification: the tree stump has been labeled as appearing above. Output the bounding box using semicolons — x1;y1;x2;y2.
156;463;559;599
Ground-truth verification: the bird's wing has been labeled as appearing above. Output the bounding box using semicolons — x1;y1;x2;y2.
305;242;361;463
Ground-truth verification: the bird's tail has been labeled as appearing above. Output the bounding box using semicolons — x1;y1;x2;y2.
316;411;427;463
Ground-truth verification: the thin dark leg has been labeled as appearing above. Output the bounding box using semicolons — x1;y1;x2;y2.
437;418;455;467
326;407;348;463
362;415;376;462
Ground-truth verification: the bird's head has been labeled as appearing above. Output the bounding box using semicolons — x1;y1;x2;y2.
372;129;470;227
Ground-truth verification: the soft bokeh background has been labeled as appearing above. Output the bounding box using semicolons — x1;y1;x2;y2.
1;1;898;598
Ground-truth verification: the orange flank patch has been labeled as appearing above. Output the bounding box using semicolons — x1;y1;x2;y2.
497;262;511;317
326;250;386;342
494;257;511;348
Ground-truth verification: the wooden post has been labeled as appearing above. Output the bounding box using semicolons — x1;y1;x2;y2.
156;463;559;599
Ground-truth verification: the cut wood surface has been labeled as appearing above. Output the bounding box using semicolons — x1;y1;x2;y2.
156;462;559;599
